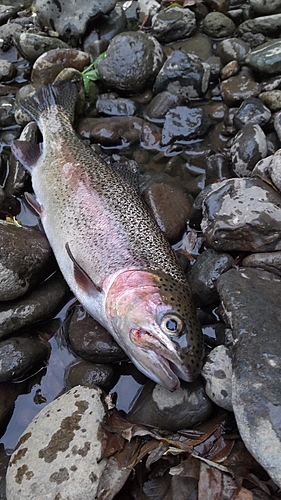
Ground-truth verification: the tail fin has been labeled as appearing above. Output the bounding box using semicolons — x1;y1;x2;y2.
20;81;78;125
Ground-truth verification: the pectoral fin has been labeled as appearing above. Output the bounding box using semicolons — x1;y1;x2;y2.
65;242;102;294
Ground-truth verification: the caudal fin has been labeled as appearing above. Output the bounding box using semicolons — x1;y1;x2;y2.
20;81;78;125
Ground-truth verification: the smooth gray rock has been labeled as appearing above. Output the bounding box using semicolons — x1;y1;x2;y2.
201;177;281;252
268;147;281;190
245;40;281;74
233;97;271;129
230;123;267;177
201;345;233;411
217;267;281;488
242;251;281;277
151;6;196;43
250;0;281;14
238;14;281;37
161;106;210;145
0;336;50;382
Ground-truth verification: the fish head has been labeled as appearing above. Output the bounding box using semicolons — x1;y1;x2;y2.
106;270;204;391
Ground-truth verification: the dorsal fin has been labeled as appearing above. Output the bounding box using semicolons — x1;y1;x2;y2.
11;140;42;173
65;242;102;294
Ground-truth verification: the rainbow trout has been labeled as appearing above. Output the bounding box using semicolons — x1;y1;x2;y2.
12;81;203;391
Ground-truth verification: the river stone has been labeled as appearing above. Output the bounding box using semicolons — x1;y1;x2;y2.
217;267;281;488
259;90;281;111
0;96;16;128
34;0;117;45
31;48;90;86
201;177;281;252
215;38;250;65
64;360;115;392
268;147;281;190
201;345;233;411
144;91;182;122
128;379;214;432
0;335;50;382
0;383;23;438
242;251;281;277
68;305;126;363
203;12;236;38
161;106;210;145
220;69;261;106
153;50;210;98
6;385;128;499
233;97;271;129
151;6;196;43
0;272;70;339
96;31;165;93
0;221;52;301
0;59;16;82
230;123;267;177
13;33;70;64
245;40;281;74
188;249;233;306
250;0;281;15
95;95;138;117
143;182;193;243
237;14;281;37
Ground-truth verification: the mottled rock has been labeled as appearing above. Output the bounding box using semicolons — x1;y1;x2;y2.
274;111;281;142
143;183;193;243
0;336;50;382
242;251;281;277
31;48;90;86
259;90;281;111
34;0;117;45
188;249;233;306
144;91;182;122
128;379;214;431
250;0;281;14
153;50;210;98
0;272;70;339
237;14;281;37
0;59;16;82
201;345;233;411
215;38;250;65
95;95;138;117
0;96;16;128
64;360;115;392
230;123;267;177
151;6;196;43
220;69;261;106
201;178;281;252
0;221;51;301
220;60;240;80
203;12;236;38
6;385;129;499
245;40;281;74
96;31;165;93
68;305;126;363
217;267;281;488
13;33;70;64
268;147;281;190
233;97;271;129
161;106;210;145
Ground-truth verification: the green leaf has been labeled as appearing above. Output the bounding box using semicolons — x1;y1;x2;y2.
81;51;106;94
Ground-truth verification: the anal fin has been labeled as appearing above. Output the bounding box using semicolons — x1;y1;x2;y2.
11;140;42;173
65;242;102;294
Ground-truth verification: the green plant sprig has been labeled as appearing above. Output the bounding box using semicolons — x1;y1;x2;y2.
82;52;106;94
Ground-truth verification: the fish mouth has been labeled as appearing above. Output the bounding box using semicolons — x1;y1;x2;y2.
130;328;194;391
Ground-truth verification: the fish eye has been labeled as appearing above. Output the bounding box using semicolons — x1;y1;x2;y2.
160;314;184;336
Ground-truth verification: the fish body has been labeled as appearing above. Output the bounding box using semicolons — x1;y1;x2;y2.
12;82;204;391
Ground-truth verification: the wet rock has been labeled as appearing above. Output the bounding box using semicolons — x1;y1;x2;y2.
205;152;231;185
203;12;236;38
188;249;233;306
6;385;129;499
242;251;281;277
220;69;261;106
220;60;240;80
215;38;250;65
5;121;36;196
143;183;193;243
0;383;22;437
0;221;52;301
274;111;281;142
64;360;115;392
0;272;70;339
138;0;160;21
201;345;233;411
0;59;16;82
13;33;70;64
252;155;273;181
31;48;90;86
230;123;267;177
202;322;226;348
201;177;281;252
153;50;210;98
233;97;271;129
0;335;50;382
250;0;281;14
237;14;281;37
84;4;127;44
34;0;117;45
245;40;281;74
96;94;138;117
268;147;281;190
68;305;126;363
144;91;182;122
151;6;196;43
217;267;281;488
96;31;165;93
128;379;214;432
0;96;16;128
259;90;281;112
161;106;210;146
